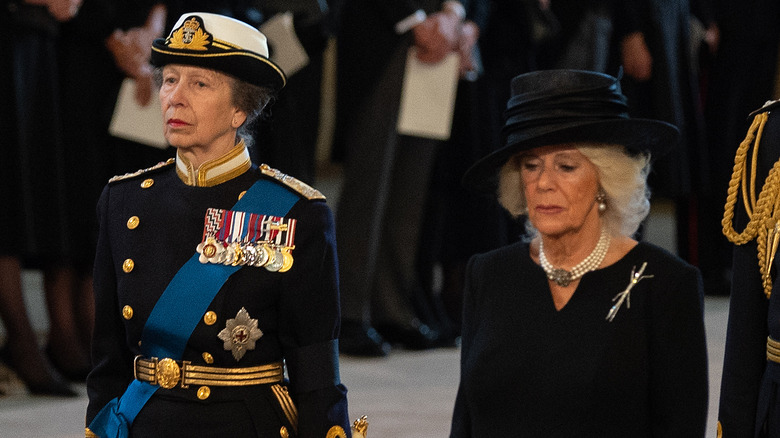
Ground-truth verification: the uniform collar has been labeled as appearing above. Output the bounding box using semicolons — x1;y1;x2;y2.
176;141;252;187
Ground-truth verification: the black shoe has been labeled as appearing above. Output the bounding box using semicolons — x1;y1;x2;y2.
339;320;392;357
375;319;439;350
0;345;77;397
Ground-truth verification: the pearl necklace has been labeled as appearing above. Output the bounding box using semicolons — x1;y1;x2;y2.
539;228;611;287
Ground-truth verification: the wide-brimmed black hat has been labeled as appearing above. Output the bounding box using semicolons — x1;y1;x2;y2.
463;69;679;192
151;13;286;91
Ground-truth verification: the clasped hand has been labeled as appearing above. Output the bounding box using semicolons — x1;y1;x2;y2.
413;11;480;78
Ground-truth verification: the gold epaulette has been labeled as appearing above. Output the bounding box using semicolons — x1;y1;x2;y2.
259;164;325;200
722;102;780;298
108;158;176;184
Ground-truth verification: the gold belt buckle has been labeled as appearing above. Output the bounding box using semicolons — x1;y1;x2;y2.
155;358;181;389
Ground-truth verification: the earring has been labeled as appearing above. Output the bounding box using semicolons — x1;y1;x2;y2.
596;192;607;213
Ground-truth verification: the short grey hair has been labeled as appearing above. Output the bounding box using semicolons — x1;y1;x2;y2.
229;78;274;148
497;143;651;238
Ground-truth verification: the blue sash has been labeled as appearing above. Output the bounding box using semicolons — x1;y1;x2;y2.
89;178;299;438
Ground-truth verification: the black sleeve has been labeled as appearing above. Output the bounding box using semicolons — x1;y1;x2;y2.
85;185;135;425
278;200;351;437
717;228;769;437
648;259;709;436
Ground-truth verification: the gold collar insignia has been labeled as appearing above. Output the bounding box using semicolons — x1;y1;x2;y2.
176;141;251;187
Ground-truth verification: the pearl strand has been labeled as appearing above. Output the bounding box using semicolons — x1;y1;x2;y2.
539;227;611;287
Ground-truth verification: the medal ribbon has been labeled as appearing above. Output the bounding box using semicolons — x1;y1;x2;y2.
285;219;297;248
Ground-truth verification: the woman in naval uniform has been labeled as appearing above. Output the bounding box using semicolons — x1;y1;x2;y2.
85;12;351;438
449;70;709;437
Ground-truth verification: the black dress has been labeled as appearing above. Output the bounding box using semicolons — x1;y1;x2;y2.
451;241;708;437
1;3;69;264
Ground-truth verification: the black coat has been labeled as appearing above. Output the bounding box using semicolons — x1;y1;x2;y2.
451;241;708;437
86;162;350;437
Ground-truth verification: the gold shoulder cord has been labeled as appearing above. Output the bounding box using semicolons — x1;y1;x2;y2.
722;111;780;298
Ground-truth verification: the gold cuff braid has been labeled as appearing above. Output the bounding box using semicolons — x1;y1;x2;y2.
85;427;98;438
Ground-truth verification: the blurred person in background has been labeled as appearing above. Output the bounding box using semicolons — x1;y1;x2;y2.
333;0;480;357
0;0;85;396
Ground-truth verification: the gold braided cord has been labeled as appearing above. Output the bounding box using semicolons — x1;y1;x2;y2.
757;166;780;298
722;112;768;243
722;111;780;298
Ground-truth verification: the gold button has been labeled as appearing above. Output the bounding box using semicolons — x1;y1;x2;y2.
126;216;140;229
138;341;142;347
141;178;154;188
122;305;133;320
238;190;247;200
196;386;210;400
122;259;135;273
202;352;214;364
280;426;289;438
203;311;217;326
325;426;347;438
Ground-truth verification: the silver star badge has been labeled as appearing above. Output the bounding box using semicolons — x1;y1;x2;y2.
218;307;263;361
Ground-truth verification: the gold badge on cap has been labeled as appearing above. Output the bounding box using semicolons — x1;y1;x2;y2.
168;16;211;51
218;307;263;361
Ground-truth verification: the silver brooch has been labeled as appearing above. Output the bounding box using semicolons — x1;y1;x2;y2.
606;262;653;322
218;307;263;361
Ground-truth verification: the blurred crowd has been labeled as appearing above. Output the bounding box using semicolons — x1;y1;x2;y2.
0;0;779;395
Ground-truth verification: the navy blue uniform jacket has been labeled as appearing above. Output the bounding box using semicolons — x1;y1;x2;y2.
718;100;780;438
85;161;350;437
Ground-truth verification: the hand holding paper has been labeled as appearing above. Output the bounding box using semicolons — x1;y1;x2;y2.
397;48;460;141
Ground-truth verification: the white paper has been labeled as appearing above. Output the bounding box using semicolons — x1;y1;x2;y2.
108;78;168;149
396;48;460;140
259;12;310;77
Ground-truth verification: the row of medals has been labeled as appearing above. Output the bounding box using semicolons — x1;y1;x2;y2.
197;237;294;272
